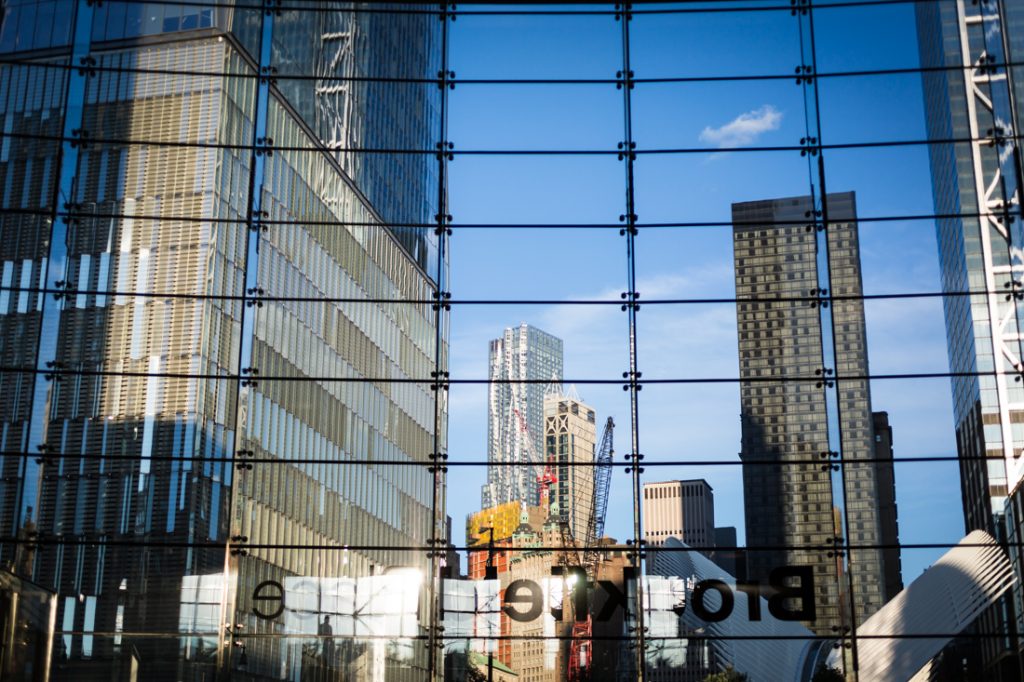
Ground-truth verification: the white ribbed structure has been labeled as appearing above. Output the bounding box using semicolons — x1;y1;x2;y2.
856;529;1015;682
649;531;1014;681
650;537;826;682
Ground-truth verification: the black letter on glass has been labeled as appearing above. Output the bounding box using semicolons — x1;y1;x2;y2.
503;579;543;623
691;579;733;623
253;580;285;620
767;565;816;622
552;566;588;622
736;581;762;621
595;579;628;622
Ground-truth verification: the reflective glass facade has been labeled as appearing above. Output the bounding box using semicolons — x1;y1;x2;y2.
2;1;1023;680
917;0;1024;675
0;2;444;679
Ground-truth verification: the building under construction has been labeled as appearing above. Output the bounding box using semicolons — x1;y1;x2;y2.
466;383;616;680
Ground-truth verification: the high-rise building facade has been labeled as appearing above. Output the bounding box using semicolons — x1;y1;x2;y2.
641;479;715;553
542;386;596;546
483;323;563;509
733;193;895;634
916;1;1024;675
0;2;444;680
872;412;903;602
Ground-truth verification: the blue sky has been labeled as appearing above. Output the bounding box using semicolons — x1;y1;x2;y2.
441;2;961;583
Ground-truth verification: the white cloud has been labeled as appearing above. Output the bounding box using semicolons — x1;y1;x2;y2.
699;105;783;148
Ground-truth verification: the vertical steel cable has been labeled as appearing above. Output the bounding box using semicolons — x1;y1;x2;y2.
796;0;862;675
616;3;647;678
223;0;275;672
427;3;453;678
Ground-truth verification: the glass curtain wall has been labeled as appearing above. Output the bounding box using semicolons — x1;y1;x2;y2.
0;1;1022;682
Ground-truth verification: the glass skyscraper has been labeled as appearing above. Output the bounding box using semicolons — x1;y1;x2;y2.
917;1;1024;676
482;323;563;510
0;2;444;680
733;192;896;635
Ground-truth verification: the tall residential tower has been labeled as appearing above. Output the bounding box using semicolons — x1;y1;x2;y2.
483;323;563;509
733;192;900;634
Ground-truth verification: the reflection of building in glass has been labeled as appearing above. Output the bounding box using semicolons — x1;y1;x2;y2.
916;1;1024;676
732;193;899;634
483;324;563;509
0;3;442;680
642;479;715;554
649;533;1013;681
0;569;57;682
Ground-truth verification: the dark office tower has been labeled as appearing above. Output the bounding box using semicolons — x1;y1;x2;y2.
917;1;1024;676
872;412;903;601
711;526;742;579
482;324;563;509
0;3;443;680
733;193;893;635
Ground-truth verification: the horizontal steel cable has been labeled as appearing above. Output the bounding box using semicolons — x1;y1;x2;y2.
0;51;1011;85
0;366;1004;383
8;0;969;17
0;283;1012;306
0;536;1010;553
0;450;974;466
0;128;1016;155
0;202;1014;230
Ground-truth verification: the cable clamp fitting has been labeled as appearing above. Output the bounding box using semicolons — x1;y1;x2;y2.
624;452;644;474
620;291;641;312
259;65;278;87
1005;280;1023;301
622;369;643;392
70;128;89;150
799;136;818;157
255;136;274;157
429;369;450;392
825;535;846;559
435;141;454;160
78;55;97;78
431;291;451;312
619;213;638;236
241;367;259;388
246;287;265;309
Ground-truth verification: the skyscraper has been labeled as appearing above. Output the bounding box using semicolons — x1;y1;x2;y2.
542;385;596;546
0;3;443;680
872;412;903;602
733;192;897;634
917;1;1024;675
483;323;563;509
641;479;715;553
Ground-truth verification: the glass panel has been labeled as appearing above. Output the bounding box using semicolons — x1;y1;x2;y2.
3;1;1024;679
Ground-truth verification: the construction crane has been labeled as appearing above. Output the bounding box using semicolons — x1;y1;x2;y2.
512;406;547;507
586;418;615;552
